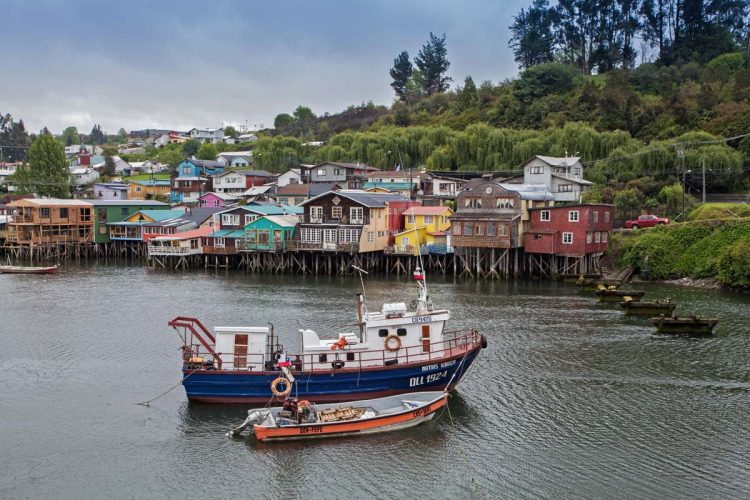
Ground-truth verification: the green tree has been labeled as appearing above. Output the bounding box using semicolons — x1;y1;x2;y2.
183;139;200;157
274;113;295;131
196;142;218;160
224;125;238;138
157;148;184;173
414;32;452;95
26;132;70;197
117;128;128;144
103;155;116;177
61;126;80;146
89;124;105;145
509;0;557;69
459;76;479;109
0;113;31;162
390;50;413;99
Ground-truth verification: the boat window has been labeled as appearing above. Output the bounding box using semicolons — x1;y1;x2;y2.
378;329;389;337
346;353;355;361
397;328;407;336
318;354;327;363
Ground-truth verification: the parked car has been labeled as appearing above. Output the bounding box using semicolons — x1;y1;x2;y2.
624;214;670;229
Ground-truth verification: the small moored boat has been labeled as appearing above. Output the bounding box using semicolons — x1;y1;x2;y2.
595;286;645;303
228;391;448;442
620;297;676;316
0;264;58;274
650;315;719;335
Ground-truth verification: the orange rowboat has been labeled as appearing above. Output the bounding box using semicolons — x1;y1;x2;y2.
228;391;449;442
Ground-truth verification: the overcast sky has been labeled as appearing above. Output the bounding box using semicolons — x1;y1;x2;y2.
1;0;528;135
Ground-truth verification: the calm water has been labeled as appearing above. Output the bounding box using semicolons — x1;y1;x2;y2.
0;265;749;499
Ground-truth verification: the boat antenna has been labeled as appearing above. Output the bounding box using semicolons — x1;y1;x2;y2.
351;264;369;306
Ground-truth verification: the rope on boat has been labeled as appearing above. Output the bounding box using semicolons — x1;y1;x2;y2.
135;368;200;407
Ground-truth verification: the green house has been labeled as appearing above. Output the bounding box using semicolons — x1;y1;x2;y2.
92;200;171;243
244;215;298;251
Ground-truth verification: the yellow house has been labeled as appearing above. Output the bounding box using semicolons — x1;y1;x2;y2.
393;206;453;255
127;180;171;200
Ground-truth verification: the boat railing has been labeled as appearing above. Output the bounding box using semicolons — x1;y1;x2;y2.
179;328;481;373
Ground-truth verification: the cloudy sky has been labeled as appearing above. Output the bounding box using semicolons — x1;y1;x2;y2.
1;0;528;135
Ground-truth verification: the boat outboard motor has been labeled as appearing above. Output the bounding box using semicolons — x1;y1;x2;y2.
227;410;267;437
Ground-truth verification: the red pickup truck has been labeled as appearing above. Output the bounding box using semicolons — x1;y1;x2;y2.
624;214;670;229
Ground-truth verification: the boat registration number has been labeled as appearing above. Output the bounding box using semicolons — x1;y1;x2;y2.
411;316;431;324
409;370;448;387
412;406;431;418
300;425;323;434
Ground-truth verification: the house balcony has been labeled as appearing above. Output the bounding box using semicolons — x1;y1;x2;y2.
147;245;202;257
302;216;367;225
243;241;290;252
292;241;359;253
202;245;240;255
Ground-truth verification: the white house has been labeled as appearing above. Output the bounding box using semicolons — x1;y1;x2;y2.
276;168;302;187
522;155;592;203
237;133;258;142
429;174;465;197
188;128;225;144
0;162;18;185
216;151;253;167
70;166;100;188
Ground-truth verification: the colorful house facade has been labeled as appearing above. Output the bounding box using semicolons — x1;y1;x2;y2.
244;215;298;252
170;159;225;203
94;183;129;201
199;192;238;208
128;179;171;200
524;204;614;256
392;206;453;255
92;200;170;244
6;199;94;246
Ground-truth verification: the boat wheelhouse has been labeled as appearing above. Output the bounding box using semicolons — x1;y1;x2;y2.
169;271;486;403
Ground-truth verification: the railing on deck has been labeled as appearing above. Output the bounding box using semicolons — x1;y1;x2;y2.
178;328;481;374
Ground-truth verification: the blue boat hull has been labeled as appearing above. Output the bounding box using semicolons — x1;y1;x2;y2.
183;347;481;404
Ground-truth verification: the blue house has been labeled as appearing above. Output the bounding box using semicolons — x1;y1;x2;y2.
170;159;226;203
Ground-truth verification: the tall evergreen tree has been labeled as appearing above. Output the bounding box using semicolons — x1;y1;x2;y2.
509;0;558;69
414;33;452;95
89;124;105;145
27;132;70;198
0;113;32;162
389;51;413;99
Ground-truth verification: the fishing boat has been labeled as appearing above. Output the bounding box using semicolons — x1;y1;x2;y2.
227;391;448;441
595;285;645;303
620;297;676;316
169;267;487;404
0;264;58;274
651;315;719;335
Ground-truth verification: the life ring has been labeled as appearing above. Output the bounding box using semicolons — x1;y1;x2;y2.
270;377;292;397
384;335;401;352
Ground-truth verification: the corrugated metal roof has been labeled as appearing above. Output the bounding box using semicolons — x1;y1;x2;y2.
497;183;555;201
11;198;93;207
257;215;299;227
90;200;169;206
302;190;409;208
403;206;451;216
534;155;581;166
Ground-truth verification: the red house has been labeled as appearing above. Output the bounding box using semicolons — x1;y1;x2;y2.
524;204;614;256
386;200;420;233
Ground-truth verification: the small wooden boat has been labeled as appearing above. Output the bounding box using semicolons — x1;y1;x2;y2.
577;278;622;291
0;264;58;274
620;297;676;316
651;315;719;335
228;391;448;442
595;285;645;303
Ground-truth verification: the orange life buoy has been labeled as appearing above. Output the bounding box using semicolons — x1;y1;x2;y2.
270;377;292;397
384;335;401;352
331;337;348;350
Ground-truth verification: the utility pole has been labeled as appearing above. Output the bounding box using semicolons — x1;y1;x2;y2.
677;142;686;220
702;157;706;204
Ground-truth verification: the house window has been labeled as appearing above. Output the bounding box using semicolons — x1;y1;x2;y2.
407;215;415;224
530;166;543;174
604;211;610;223
573;167;581;175
332;206;342;219
136;187;142;192
310;206;323;222
59;207;69;219
496;198;514;209
586;232;592;243
213;200;219;207
475;223;484;236
602;232;608;243
541;210;550;222
487;222;496;236
569;211;579;222
593;211;599;222
215;237;225;248
463;222;473;236
244;214;257;226
367;232;375;243
595;232;601;243
562;232;573;244
464;198;481;208
235;239;244;248
558;184;573;192
41;207;50;218
452;222;461;235
334;168;343;176
222;214;240;226
498;224;508;237
317;168;326;176
423;215;433;224
182;167;191;175
350;207;364;224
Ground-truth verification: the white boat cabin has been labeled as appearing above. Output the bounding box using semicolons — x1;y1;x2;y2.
211;298;450;372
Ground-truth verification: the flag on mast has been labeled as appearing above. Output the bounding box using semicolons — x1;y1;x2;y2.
395;162;401;172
